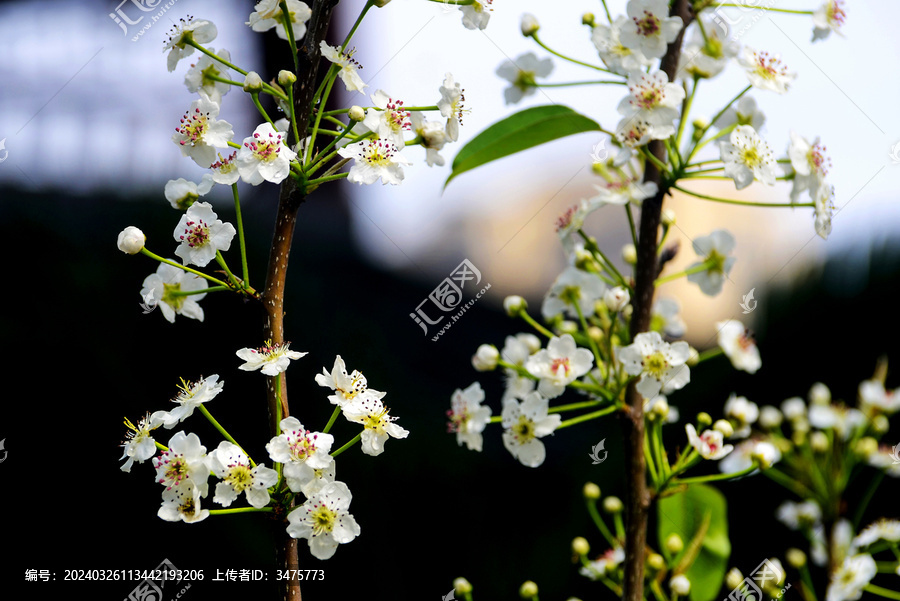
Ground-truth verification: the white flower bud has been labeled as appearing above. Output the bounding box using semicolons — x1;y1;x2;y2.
697;412;712;427
872;414;890;434
604;286;631;312
278;70;297;85
243;71;263;92
583;482;601;500
603;496;623;513
519;581;539;599
571;537;590;556
809;430;829;452
781;397;806;421
751;442;779;469
559;320;578;335
453;577;473;594
348;105;366;122
670;575;691;596
809;382;831;405
117;226;146;254
665;533;684;554
472;344;499;371
685;346;700;367
759;405;783;429
786;548;806;568
504;295;528;317
648;553;666;571
622;243;637;265
713;419;734;438
661;208;676;227
521;13;540;37
517;333;542;354
854;436;878;459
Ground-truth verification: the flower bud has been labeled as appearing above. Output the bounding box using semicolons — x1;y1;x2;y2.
588;326;605;344
472;344;499;372
622;243;637;265
786;548;806;568
372;0;392;6
348;105;366;122
117;226;146;254
854;436;878;459
809;382;831;405
665;533;684;554
725;568;743;590
872;414;890;434
559;320;578;335
759;406;783;429
697;412;712;427
685;346;700;367
504;295;527;317
571;537;590;556
670;575;691;596
582;12;595;26
603;496;623;514
243;71;264;92
713;419;734;438
661;208;676;227
519;581;539;599
583;482;601;500
751;442;779;469
454;577;473;594
517;333;542;354
809;430;829;452
604;286;631;312
521;13;540;37
278;70;297;85
647;553;666;571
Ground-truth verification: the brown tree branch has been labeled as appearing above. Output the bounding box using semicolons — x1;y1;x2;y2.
264;2;339;600
621;2;693;601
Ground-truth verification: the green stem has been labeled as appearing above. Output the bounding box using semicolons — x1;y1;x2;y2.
279;1;300;73
208;506;274;515
306;172;349;187
672;185;813;208
331;432;362;457
198;404;255;467
536;80;626;87
717;3;813;15
575;300;603;368
654;258;716;286
675;77;698;151
587;499;618;547
532;33;616;74
216;251;241;290
167;285;229;297
557;406;619;429
675;463;758;485
865;585;900;601
693;347;724;363
599;0;613;24
251;93;275;127
139;248;231;288
322;406;341;434
341;1;374;52
625;204;639;249
687;85;751;163
764;466;815;498
232;183;249;286
548;399;604;414
519;310;556;339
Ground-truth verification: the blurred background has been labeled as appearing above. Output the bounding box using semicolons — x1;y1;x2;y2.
1;0;899;599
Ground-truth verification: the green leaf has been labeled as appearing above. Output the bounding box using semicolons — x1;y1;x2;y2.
658;484;731;601
444;105;602;188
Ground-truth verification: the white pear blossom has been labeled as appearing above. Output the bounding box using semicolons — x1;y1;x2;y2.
814;182;835;240
236;341;307;376
209;441;278;508
247;0;312;41
184;48;233;104
605;286;631;312
782;397;808;421
447;382;492;452
266;417;334;493
541;266;607;321
723;394;759;438
868;446;900;477
788;131;832;203
619;331;691;400
361;90;411;149
686;229;736;296
153;431;211;496
853;519;900;549
343;397;409;456
615;117;654;149
495;52;553;105
140;263;208;323
165;174;215;210
158;483;209;523
236;122;298;185
459;0;492;31
619;0;684;60
617;71;685;140
777;500;822;530
438;73;466;141
555;202;594;258
120;414;161;472
738;47;796;94
685;424;733;460
758;406;783;429
152;375;225;429
410;111;448;167
650;297;686;338
209;151;241;185
117;226;146;255
320;42;366;92
526;334;594;399
500;333;540;402
589;174;658;208
809;404;866;439
826;554;876;601
163;17;217;72
716;320;761;374
859;380;900;415
501;391;561;467
720;125;776;189
592;16;651;76
172;91;234;168
298;462;336;498
812;1;847;42
714;96;766;132
678;14;738;79
719;438;781;474
670;575;691;597
315;355;386;409
337;139;411;185
580;547;625;580
287;481;360;560
173;201;236;267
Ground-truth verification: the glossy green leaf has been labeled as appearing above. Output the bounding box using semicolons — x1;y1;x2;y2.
444;105;602;188
658;484;731;601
